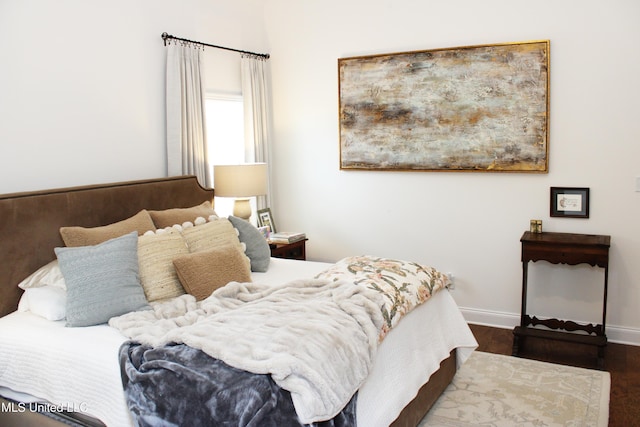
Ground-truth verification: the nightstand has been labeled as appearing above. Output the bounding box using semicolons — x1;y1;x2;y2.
269;239;308;260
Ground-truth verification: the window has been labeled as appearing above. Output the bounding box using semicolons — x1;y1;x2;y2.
205;93;245;217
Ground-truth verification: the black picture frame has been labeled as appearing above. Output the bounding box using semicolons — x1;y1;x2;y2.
550;187;590;218
256;208;277;233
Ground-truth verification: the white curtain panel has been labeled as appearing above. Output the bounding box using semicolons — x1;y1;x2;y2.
241;55;272;210
166;43;211;188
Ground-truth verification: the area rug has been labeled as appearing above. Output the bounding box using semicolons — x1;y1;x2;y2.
419;351;610;427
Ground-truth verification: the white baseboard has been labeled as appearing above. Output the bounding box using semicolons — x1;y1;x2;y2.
459;306;640;346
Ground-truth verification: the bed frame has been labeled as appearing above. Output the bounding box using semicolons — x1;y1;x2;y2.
0;175;455;427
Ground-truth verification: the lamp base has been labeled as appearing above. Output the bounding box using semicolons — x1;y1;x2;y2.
233;198;252;220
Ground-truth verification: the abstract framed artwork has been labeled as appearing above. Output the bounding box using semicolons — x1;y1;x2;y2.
550;187;590;218
338;40;550;172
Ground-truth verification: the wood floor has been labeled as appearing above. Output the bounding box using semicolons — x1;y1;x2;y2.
469;323;640;427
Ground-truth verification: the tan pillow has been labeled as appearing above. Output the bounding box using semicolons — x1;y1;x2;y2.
181;218;242;253
149;201;217;228
138;230;189;302
172;245;251;301
60;210;156;247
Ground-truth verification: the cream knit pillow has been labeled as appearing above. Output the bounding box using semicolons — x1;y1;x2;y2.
181;219;248;268
137;230;189;301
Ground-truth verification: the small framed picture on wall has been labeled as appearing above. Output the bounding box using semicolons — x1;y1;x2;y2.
550;187;590;218
257;208;277;233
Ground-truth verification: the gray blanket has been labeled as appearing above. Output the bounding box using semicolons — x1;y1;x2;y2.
119;341;357;427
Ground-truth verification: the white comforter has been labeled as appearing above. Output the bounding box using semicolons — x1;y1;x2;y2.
0;258;478;427
110;279;385;423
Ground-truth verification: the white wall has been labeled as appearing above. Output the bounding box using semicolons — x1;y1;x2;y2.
0;0;267;194
263;0;640;343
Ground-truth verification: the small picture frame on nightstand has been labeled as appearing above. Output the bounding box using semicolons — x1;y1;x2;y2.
257;208;277;233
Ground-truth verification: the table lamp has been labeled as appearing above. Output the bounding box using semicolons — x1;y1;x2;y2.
213;163;268;220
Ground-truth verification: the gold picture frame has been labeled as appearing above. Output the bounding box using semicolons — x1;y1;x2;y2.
338;40;550;172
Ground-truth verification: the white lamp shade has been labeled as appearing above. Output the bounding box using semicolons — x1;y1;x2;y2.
213;163;268;197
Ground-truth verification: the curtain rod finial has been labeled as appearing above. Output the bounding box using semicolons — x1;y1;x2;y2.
161;32;171;46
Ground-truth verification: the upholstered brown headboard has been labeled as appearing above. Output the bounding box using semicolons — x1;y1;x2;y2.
0;176;213;317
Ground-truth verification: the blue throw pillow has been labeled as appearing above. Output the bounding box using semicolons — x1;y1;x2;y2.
228;216;270;272
55;231;149;327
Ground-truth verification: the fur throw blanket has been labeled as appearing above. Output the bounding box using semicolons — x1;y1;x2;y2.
110;279;384;424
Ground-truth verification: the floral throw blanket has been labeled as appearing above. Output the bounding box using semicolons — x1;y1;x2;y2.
315;255;451;339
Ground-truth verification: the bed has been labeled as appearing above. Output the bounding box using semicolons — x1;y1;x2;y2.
0;175;477;427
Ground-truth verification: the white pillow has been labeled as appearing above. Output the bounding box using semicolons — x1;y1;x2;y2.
17;260;66;290
17;286;67;321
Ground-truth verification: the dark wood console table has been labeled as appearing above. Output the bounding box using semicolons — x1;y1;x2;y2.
512;231;611;368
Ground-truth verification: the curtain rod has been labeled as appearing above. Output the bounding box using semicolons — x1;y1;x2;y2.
161;32;270;59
